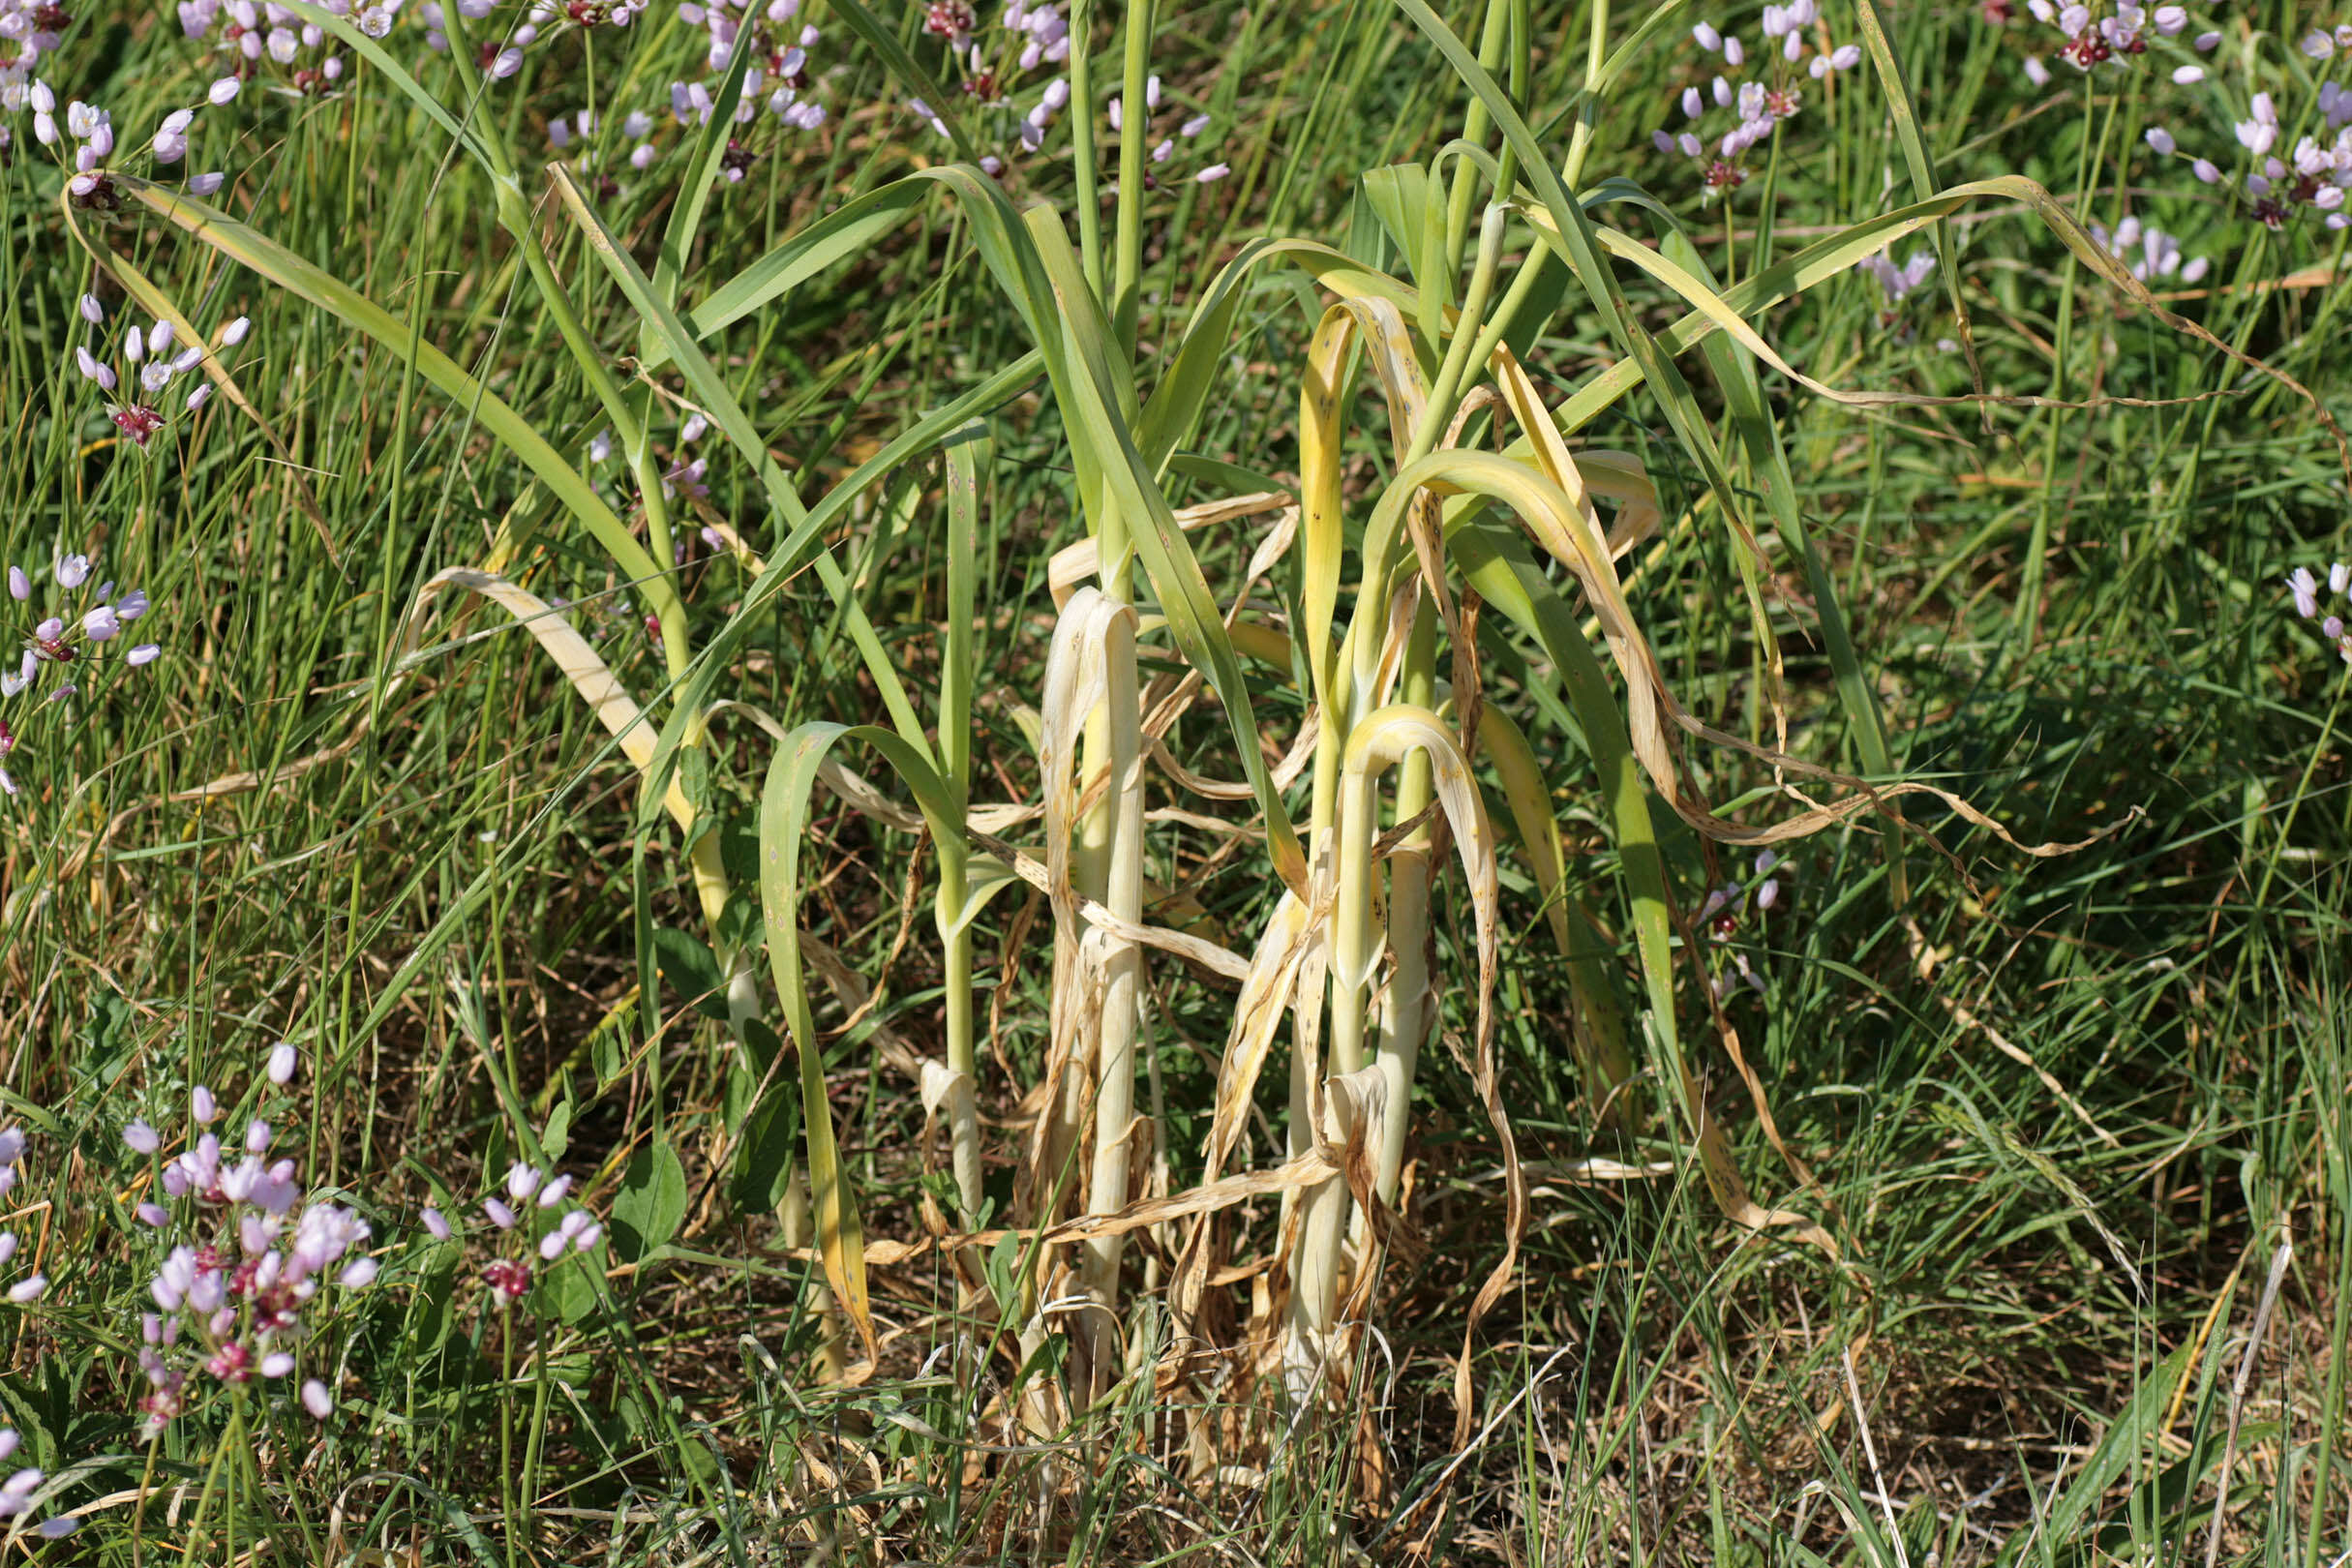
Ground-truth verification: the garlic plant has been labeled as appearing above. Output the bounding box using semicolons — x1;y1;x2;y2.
72;0;2327;1451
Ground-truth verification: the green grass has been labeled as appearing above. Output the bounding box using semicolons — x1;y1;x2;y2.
1;0;2349;1560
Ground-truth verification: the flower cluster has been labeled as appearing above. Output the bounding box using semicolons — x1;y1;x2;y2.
153;0;844;192
74;292;249;448
18;79;237;212
1699;850;1790;1001
660;413;710;500
423;1159;602;1306
1981;0;2352;260
1104;71;1223;190
0;1127;45;1305
1;1130;71;1544
907;0;1070;170
0;0;68;69
687;0;828;129
0;0;68;172
2144;86;2352;232
2;547;161;798
2085;214;2211;281
1650;4;1864;197
585;412;716;510
902;4;1221;185
2285;562;2352;665
1858;247;1936;316
0;1428;74;1543
534;1;829;193
178;0;377;98
0;0;69;136
2003;0;2216;81
124;1046;373;1436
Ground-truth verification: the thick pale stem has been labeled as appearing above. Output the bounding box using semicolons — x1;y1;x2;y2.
1285;752;1383;1403
1029;585;1144;1414
1374;846;1432;1200
1282;1164;1350;1402
937;844;983;1227
1372;605;1441;1206
1050;698;1116;1211
1078;612;1145;1398
941;430;983;1229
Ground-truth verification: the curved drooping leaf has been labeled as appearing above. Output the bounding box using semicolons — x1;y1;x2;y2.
115;178;681;636
648;180;938;368
758;720;969;1366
